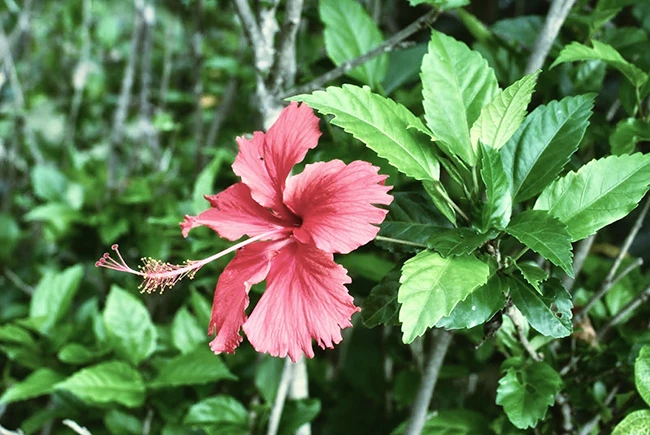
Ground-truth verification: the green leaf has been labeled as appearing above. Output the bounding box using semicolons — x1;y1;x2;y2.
635;345;650;407
509;276;573;338
399;251;490;343
255;356;285;403
361;267;401;328
192;150;229;214
31;165;67;202
501;94;595;202
338;252;395;282
189;289;212;328
55;361;145;408
515;261;549;293
58;343;108;365
470;71;539;150
437;274;507;330
289;85;439;181
423;181;457;226
104;410;142;435
149;346;236;388
172;306;206;354
279;399;321;435
505;210;574;277
0;368;65;405
422;30;499;165
30;264;84;333
480;143;512;230
183;395;248;427
427;228;493;257
319;0;387;87
496;358;562;429
391;409;490;435
610;118;650;155
534;153;650;241
551;40;648;88
613;410;650;435
103;285;157;366
377;192;451;252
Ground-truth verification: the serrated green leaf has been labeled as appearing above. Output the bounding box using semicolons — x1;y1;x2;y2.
551;40;648;88
534;153;650;241
0;368;65;405
30;264;84;333
399;251;490;343
422;30;499;165
428;228;493;257
172;306;206;354
496;359;562;429
515;261;549;293
509;276;573;338
103;285;157;366
183;395;248;427
149;346;236;388
501;94;595;202
319;0;387;87
505;210;574;277
610;118;650;155
437;274;507;330
55;361;145;408
361;267;401;328
635;345;650;407
423;181;457;226
471;71;539;150
480;143;512;230
289;85;439;181
377;192;451;253
612;410;650;435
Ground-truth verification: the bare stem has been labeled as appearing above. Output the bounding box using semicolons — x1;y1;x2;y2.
290;356;311;435
525;0;577;74
374;235;427;249
192;0;205;172
267;359;293;435
597;284;650;340
404;329;453;435
507;306;542;362
269;0;304;93
283;8;440;98
138;1;161;163
575;197;650;323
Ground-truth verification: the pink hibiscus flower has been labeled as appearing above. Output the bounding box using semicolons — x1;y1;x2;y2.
97;102;392;362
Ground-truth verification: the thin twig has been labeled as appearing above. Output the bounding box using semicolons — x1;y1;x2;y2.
575;197;650;323
555;393;573;433
598;284;650;340
108;0;142;187
0;424;23;435
267;359;293;435
4;267;34;295
62;420;92;435
374;235;427;249
67;0;92;143
562;235;595;291
404;329;453;435
506;306;543;362
283;8;441;98
525;0;577;74
142;409;153;435
577;385;619;435
269;0;304;93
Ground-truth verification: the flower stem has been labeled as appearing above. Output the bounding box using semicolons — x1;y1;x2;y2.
374;235;427;249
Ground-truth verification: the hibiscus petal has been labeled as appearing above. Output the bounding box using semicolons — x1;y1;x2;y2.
232;102;321;212
243;242;359;362
284;160;393;254
180;183;286;241
208;240;281;355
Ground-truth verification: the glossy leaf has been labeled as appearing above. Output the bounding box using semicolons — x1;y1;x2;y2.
610;118;650;155
289;85;439;181
501;94;595;202
505;210;574;277
30;264;84;333
635;345;650;407
422;30;499;165
509;276;573;338
496;358;562;429
534;153;650;241
427;228;493;257
361;267;401;328
55;361;146;408
423;181;457;226
480;143;512;230
103;285;157;366
0;368;65;405
470;71;539;150
515;261;549;294
437;274;506;330
183;395;248;427
551;40;648;88
172;306;206;354
149;346;236;388
319;0;387;87
58;343;108;365
399;251;490;343
612;410;650;435
279;399;322;435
